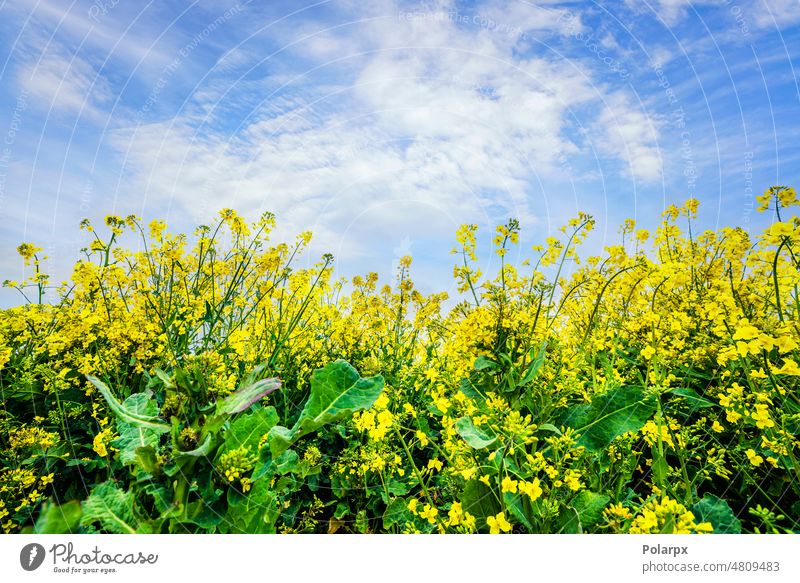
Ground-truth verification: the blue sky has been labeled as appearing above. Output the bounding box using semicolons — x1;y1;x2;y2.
0;0;798;304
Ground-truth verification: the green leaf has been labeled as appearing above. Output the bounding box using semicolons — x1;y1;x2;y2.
537;423;562;435
519;341;548;386
143;484;173;516
334;503;349;520
87;376;170;433
473;356;499;371
560;386;657;451
217;377;281;416
220;480;278;533
692;494;742;533
274;449;300;474
669;387;717;409
32;501;82;534
176;434;216;458
454;416;497;449
221;406;279;455
153;368;175;388
182;499;225;530
113;391;164;466
461;480;500;522
383;498;410;530
134;446;160;475
570;490;610;529
268;360;384;457
503;493;533;531
266;426;294;458
458;377;488;403
556;506;582;533
81;482;139;534
386;480;409;496
652;455;669;487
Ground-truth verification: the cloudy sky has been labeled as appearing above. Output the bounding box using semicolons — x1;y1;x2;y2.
0;0;798;304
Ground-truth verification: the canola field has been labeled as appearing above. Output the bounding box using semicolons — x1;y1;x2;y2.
1;186;798;534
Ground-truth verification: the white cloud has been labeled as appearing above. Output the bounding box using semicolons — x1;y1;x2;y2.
593;94;663;181
18;50;112;115
752;0;800;29
107;0;663;269
9;0;175;72
111;0;608;243
646;0;708;26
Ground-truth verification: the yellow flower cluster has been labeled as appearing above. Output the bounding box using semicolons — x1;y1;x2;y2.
629;497;713;534
218;446;258;492
8;426;59;451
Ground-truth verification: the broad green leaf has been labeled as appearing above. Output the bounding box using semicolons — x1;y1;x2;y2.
143;484;173;516
669;387;717;409
386;480;409;496
383;498;410;530
182;499;225;530
268;360;384;457
460;480;500;522
274;449;300;474
217;377;281;416
334;503;349;520
570;490;610;529
81;482;139;534
219;480;278;533
458;377;488;403
560;386;657;451
134;446;160;475
32;500;82;534
556;506;582;533
87;376;170;433
454;416;497;449
266;426;294;458
113;391;164;466
503;493;533;531
692;494;742;533
221;406;279;455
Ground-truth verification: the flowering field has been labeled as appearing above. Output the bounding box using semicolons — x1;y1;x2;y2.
1;186;798;534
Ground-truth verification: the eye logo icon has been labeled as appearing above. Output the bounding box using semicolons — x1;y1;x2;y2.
20;543;46;571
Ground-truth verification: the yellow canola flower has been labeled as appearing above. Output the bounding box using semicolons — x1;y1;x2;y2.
519;478;543;501
746;449;763;467
447;503;464;527
501;476;518;494
486;512;513;534
630;498;712;534
419;504;439;524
